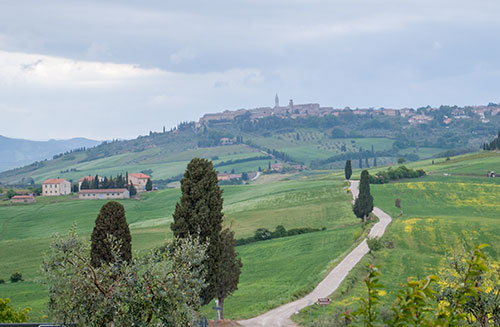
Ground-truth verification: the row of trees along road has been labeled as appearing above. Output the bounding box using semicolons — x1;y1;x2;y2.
42;157;242;326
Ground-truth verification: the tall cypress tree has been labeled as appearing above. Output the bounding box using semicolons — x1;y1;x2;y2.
129;183;137;196
145;178;152;191
216;229;242;319
93;174;99;189
171;158;224;305
359;158;363;169
353;170;374;222
90;201;132;267
344;160;352;180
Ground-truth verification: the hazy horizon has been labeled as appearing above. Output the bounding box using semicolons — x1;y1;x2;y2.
2;0;500;141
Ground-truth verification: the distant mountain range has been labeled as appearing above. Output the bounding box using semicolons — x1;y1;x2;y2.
0;135;101;172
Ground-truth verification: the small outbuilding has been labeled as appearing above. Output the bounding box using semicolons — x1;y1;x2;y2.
79;188;130;200
11;195;36;203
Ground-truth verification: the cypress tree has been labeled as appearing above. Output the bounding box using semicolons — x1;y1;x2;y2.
374;157;377;167
171;158;224;305
359;158;363;169
129;183;137;197
216;229;242;319
344;160;352;180
145;178;153;191
93;174;99;189
353;170;374;222
80;179;90;190
90;201;132;267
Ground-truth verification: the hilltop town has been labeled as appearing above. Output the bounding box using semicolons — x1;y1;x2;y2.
197;94;500;127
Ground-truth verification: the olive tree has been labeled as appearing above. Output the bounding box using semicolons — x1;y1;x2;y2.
43;227;207;327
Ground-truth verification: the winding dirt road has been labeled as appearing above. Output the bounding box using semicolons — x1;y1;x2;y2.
238;180;392;327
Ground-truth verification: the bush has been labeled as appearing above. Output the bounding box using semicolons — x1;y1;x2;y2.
0;279;5;284
273;225;287;238
10;273;23;283
367;237;383;252
369;166;426;184
0;298;30;323
254;228;272;241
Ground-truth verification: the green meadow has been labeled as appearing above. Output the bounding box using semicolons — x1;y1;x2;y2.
0;173;361;321
294;153;500;325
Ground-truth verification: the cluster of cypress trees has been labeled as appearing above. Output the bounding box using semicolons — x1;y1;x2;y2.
80;173;129;190
483;131;500;151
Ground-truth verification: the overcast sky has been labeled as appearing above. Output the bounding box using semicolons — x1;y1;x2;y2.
1;0;500;140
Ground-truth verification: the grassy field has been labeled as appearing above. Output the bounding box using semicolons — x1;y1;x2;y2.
0;173;361;321
294;154;500;325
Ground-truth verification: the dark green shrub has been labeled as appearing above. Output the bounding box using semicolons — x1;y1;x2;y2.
273;225;287;237
0;279;5;284
254;228;272;241
367;237;383;252
10;272;23;283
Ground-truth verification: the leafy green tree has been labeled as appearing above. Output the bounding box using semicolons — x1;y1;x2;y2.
43;227;207;327
397;157;406;164
241;172;249;181
90;201;132;267
0;298;30;323
171;158;224;304
145;178;153;191
129;183;137;197
353;170;373;222
216;229;242;319
345;160;352;180
6;189;16;199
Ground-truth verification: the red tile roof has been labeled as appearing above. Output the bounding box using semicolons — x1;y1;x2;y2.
42;178;68;184
79;188;128;194
12;195;34;199
79;175;96;182
129;173;150;179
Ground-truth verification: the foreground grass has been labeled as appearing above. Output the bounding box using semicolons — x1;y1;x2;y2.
0;173;359;320
294;173;500;325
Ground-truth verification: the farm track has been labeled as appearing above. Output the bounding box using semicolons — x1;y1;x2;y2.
238;180;392;327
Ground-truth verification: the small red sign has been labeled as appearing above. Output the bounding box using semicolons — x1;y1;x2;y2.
317;298;331;305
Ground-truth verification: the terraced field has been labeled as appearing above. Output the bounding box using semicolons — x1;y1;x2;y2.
0;173;360;321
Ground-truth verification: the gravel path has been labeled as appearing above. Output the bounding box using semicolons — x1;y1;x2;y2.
238;180;392;327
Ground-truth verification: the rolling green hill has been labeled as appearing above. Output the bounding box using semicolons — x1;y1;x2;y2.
0;172;362;321
293;152;500;325
3;106;498;186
